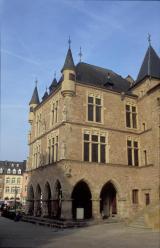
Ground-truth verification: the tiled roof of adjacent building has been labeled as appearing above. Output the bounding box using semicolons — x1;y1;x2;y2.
136;45;160;83
0;160;26;175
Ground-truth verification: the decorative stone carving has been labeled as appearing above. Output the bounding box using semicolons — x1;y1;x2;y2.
61;142;66;160
62;104;67;122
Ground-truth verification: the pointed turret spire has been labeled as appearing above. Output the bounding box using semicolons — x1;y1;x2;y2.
42;87;48;101
49;72;57;93
136;39;160;83
29;81;40;105
61;37;75;72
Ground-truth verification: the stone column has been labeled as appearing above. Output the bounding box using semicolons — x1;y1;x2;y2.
42;200;48;217
61;199;72;220
92;197;102;219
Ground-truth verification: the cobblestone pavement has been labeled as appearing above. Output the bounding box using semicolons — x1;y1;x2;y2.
0;217;160;248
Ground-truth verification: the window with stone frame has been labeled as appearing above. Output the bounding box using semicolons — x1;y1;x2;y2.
17;178;21;184
11;177;15;184
6;177;10;184
127;139;139;166
5;186;10;193
83;131;107;163
87;95;102;123
48;135;58;164
132;189;139;204
126;104;137;128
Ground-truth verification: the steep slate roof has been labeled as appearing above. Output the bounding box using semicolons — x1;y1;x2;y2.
136;45;160;83
49;78;57;93
29;86;40;105
61;48;75;72
42;90;48;101
76;62;131;93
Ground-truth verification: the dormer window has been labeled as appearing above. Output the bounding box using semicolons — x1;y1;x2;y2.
69;73;75;81
13;168;16;174
7;168;11;174
18;169;21;174
0;168;3;174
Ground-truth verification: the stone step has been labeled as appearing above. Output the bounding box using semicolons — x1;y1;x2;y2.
21;215;88;229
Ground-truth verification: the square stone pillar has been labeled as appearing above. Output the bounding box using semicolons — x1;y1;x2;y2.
92;198;101;219
61;199;72;219
42;200;48;217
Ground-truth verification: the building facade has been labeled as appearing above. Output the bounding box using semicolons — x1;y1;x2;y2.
0;161;27;204
26;42;160;220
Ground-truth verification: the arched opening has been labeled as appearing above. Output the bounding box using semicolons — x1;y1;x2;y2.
44;182;52;217
35;184;42;216
100;182;117;218
72;181;92;219
54;180;62;219
28;185;34;215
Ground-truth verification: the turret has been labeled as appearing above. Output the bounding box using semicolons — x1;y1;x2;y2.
28;82;40;124
61;39;76;97
49;74;57;94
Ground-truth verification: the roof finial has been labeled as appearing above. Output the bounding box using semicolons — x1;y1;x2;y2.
78;46;82;62
35;78;38;87
148;33;151;46
68;36;71;49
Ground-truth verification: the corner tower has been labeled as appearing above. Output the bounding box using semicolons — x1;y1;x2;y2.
61;39;76;97
28;82;40;124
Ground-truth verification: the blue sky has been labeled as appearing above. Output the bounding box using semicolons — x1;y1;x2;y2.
1;0;160;161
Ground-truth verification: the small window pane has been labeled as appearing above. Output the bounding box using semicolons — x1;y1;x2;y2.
132;113;137;128
92;135;98;142
84;134;89;141
128;148;132;165
126;105;130;111
100;144;105;163
92;143;98;162
88;105;93;121
88;96;93;104
96;98;101;105
132;189;138;204
134;149;139;166
100;136;105;143
134;141;138;148
84;142;89;161
126;112;131;127
96;106;101;122
127;140;132;147
132;106;136;112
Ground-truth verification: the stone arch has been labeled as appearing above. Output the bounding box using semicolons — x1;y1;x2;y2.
35;184;42;216
53;180;62;219
44;182;52;217
71;180;92;219
27;185;34;216
100;180;118;218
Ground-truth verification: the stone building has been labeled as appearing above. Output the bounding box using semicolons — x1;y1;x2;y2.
26;41;160;221
0;160;26;203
